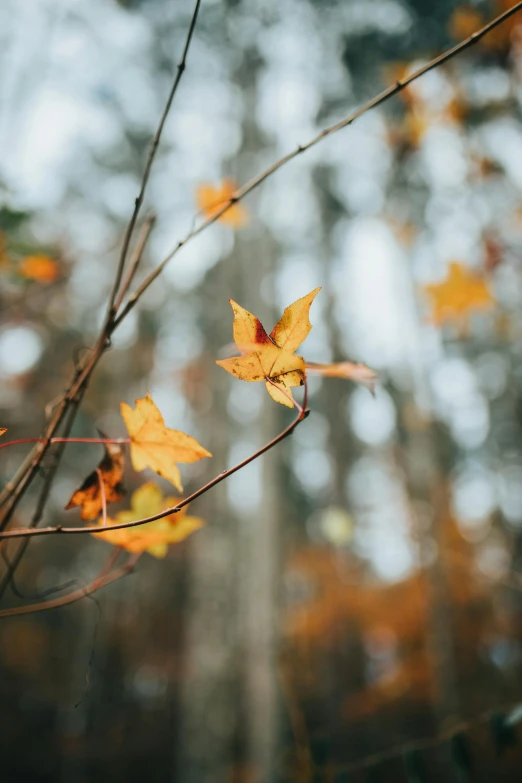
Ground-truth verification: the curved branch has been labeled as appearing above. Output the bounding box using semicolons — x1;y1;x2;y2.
0;386;310;541
113;0;522;324
0;553;139;618
106;0;201;317
0;0;202;533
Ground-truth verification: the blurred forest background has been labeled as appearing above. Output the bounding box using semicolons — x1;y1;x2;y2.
2;0;522;780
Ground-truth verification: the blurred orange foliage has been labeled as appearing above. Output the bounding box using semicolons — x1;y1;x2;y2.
196;179;248;227
423;262;494;326
19;254;59;283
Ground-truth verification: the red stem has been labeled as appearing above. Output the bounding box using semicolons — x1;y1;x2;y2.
0;437;130;451
0;383;310;541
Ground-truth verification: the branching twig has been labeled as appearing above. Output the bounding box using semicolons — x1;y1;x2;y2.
113;0;522;326
113;213;156;313
0;437;130;451
0;0;202;540
0;383;310;541
0;552;140;618
105;0;201;317
0;395;84;598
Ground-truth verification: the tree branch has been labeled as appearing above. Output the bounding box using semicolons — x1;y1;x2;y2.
113;0;522;325
0;385;310;541
105;0;202;318
0;553;140;618
0;0;202;533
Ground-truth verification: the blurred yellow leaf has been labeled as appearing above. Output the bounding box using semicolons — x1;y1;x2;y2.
91;482;204;558
196;179;248;228
0;428;6;437
423;262;494;326
19;254;59;283
121;393;211;491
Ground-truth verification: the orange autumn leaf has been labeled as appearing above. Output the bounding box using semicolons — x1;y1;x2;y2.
423;262;494;326
91;482;204;558
449;2;522;52
449;7;484;42
121;393;211;491
0;428;7;437
216;289;321;408
65;441;125;521
305;361;377;393
19;254;59;283
196;179;248;228
0;232;9;269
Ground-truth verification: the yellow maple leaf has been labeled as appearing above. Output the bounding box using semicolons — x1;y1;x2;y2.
423;262;494;326
65;442;125;521
91;482;204;558
19;255;59;283
196;179;248;228
121;393;211;491
216;289;321;408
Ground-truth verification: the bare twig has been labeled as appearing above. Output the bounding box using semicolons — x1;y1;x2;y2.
327;700;522;779
0;395;84;597
0;382;310;540
114;0;522;325
0;0;202;534
0;553;140;618
106;0;202;318
0;436;130;451
113;213;156;312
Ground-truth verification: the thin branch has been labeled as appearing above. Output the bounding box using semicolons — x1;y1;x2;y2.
0;395;84;598
114;0;522;325
0;0;202;527
106;0;201;318
0;437;130;451
0;383;310;540
0;553;140;618
327;700;522;779
0;547;77;600
113;212;156;313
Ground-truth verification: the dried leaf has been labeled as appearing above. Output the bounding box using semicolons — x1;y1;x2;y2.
91;482;204;558
270;288;321;353
65;441;125;520
196;179;248;228
121;393;211;491
216;290;322;408
19;255;59;283
306;361;377;393
423;262;494;326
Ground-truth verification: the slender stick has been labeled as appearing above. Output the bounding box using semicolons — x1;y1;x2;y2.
0;0;202;525
0;437;130;451
114;0;522;325
0;395;84;597
0;553;140;618
0;383;310;540
106;0;202;318
113;213;156;313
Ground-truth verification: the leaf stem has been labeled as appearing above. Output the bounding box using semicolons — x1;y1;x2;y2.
0;382;310;541
0;437;131;451
114;0;522;323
